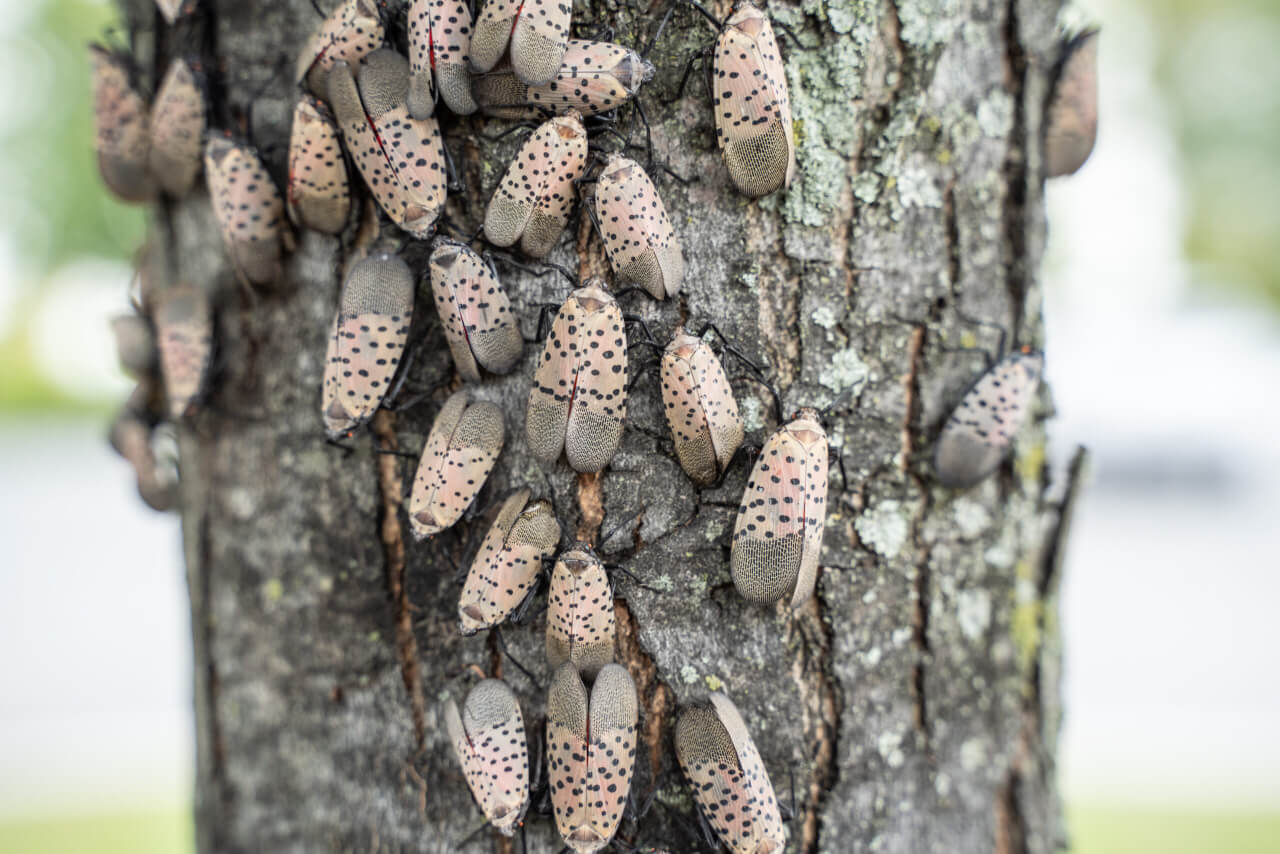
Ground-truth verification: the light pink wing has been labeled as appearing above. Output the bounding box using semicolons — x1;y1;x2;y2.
485;115;574;248
525;39;653;116
675;700;762;853
288;95;350;234
691;339;744;478
661;334;717;486
510;0;570;85
450;679;530;836
148;59;205;197
203;137;287;286
431;242;522;380
525;291;579;465
153;284;212;420
409;396;504;538
584;664;638;849
592;155;683;299
563;285;627;474
713;5;795;196
296;0;384;89
519;113;587;258
791;415;828;606
89;45;154;202
470;0;521;72
458;491;558;633
934;351;1043;488
545;546;616;679
547;663;591;848
730;423;808;603
709;694;785;851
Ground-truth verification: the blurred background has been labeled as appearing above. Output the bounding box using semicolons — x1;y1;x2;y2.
1;0;1277;851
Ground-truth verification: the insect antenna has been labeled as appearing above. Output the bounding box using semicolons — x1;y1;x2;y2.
491;626;541;690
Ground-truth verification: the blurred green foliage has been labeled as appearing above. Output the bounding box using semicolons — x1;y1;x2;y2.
1133;0;1280;307
0;807;191;854
1069;804;1280;853
1;0;147;276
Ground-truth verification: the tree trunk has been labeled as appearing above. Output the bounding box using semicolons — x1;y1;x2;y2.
125;0;1083;849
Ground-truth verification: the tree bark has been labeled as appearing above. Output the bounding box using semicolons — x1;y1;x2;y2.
126;0;1083;849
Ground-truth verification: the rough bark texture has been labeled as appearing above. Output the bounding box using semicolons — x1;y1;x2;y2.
124;0;1083;849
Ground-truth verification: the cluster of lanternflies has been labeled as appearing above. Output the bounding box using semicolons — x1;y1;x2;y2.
93;0;1097;848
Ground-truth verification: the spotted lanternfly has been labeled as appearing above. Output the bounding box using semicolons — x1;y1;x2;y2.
547;662;638;854
88;44;154;203
469;0;517;73
287;95;351;234
526;280;628;473
473;39;655;119
545;542;616;679
407;0;478;118
328;50;447;239
483;111;588;258
295;0;384;97
204;136;291;287
675;692;786;854
408;389;505;539
110;403;177;512
111;314;157;379
321;252;414;440
429;240;523;381
148;58;205;198
592;153;684;300
730;408;827;607
934;348;1043;489
1045;30;1099;178
152;283;212;420
509;0;572;86
661;327;744;486
444;678;530;836
458;488;560;634
713;3;796;198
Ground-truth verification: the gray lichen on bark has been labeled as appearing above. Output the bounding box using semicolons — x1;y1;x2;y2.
125;0;1083;849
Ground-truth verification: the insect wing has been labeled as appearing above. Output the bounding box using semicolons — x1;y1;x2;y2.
153;284;212;420
545;545;616;678
520;114;587;258
934;351;1043;488
89;45;154;202
562;286;626;474
1045;30;1099;177
149;59;205;197
296;0;384;93
204;137;288;286
511;0;570;86
526;292;579;465
447;680;530;835
714;5;796;197
593;154;683;299
470;0;521;72
288;95;351;234
409;392;505;538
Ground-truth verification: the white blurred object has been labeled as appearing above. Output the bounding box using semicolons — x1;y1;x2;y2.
31;259;135;402
1046;1;1280;811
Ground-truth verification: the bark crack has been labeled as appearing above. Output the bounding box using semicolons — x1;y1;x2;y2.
1002;0;1031;337
787;598;840;853
372;410;428;751
899;326;925;472
613;599;676;798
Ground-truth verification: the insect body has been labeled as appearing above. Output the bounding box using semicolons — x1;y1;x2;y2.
474;39;654;119
471;0;569;85
1045;30;1099;178
445;678;530;836
458;488;560;634
933;348;1043;488
675;692;786;854
148;58;205;198
546;542;616;679
88;45;154;203
287;95;351;234
429;240;523;381
295;0;384;97
592;153;684;300
547;662;638;854
328;50;448;239
526;281;628;473
152;283;213;420
660;327;744;486
407;0;478;117
204;136;291;287
712;3;796;198
730;408;827;607
321;252;415;440
484;112;588;258
408;390;505;539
